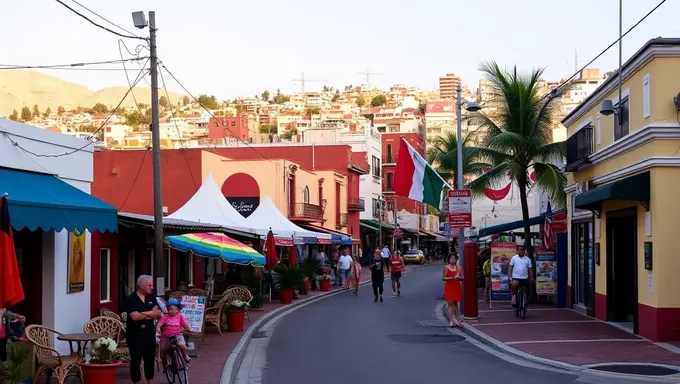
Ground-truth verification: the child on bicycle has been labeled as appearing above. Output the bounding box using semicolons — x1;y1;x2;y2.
156;298;191;368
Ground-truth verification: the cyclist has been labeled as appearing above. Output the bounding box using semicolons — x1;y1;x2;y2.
509;245;533;308
156;298;191;370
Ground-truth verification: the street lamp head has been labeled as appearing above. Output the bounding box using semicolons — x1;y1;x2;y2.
131;11;148;29
465;101;481;112
600;99;616;116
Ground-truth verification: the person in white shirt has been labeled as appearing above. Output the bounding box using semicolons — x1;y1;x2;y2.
337;248;353;289
508;245;533;307
381;245;391;270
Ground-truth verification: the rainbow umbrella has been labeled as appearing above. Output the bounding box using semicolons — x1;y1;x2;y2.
165;232;265;267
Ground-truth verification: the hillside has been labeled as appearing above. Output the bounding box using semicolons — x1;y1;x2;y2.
0;71;186;116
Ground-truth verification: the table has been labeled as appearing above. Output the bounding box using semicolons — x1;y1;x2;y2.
57;333;101;357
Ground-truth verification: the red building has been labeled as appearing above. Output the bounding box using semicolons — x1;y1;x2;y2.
207;115;249;141
381;132;425;214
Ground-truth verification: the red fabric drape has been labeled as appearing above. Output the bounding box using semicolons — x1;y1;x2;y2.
264;230;278;270
288;245;298;266
0;196;24;307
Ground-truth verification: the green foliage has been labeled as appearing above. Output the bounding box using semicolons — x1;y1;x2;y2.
32;104;40;118
355;95;366;107
426;131;493;185
197;94;220;109
259;124;276;134
92;103;108;114
370;94;387;107
273;93;290;105
274;264;305;290
299;257;321;280
125;109;151;128
261;90;270;102
57;106;65;115
182;96;190;106
20;107;31;122
159;96;169;108
0;345;31;384
332;90;340;102
245;274;264;309
79;124;98;133
9;110;18;121
304;106;320;115
43;107;51;118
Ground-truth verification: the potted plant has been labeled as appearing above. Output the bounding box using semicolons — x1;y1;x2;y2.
316;274;332;291
226;300;249;332
0;346;30;384
79;337;121;384
300;257;321;291
274;264;304;304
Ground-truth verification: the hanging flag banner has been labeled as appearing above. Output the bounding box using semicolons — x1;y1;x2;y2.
448;189;472;229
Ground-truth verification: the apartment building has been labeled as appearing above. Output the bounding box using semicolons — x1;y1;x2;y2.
424;100;455;146
439;73;462;99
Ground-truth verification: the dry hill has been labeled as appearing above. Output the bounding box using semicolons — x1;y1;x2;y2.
0;71;186;116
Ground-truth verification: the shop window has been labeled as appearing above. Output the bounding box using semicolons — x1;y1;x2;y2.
176;251;193;287
99;248;111;302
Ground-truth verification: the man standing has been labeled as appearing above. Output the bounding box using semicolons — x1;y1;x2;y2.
337;248;353;289
381;244;391;271
389;250;405;297
509;245;533;307
126;275;162;384
370;249;386;302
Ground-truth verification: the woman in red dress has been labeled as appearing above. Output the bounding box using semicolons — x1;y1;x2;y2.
442;254;464;327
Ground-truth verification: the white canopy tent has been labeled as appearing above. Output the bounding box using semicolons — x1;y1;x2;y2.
244;195;332;243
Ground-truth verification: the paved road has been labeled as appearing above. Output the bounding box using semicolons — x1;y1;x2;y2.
257;266;646;384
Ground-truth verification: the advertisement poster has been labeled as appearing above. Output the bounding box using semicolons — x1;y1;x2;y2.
67;230;86;293
448;189;472;228
181;295;207;334
536;250;557;295
490;242;516;300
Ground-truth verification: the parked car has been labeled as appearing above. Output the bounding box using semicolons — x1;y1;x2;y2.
402;249;425;264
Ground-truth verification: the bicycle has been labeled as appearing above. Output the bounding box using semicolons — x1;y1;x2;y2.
163;335;189;384
515;283;528;320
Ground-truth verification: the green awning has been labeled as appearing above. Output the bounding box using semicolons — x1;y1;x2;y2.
360;219;394;232
360;221;380;232
575;172;650;211
478;214;547;237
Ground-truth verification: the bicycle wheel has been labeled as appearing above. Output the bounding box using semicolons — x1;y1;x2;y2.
164;350;177;384
520;292;527;319
514;294;520;318
176;350;189;384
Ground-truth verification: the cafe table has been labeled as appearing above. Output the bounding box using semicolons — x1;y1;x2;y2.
57;333;102;357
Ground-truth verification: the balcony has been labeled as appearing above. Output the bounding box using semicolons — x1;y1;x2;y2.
289;202;324;222
348;197;365;211
565;125;594;172
336;213;348;229
383;154;395;165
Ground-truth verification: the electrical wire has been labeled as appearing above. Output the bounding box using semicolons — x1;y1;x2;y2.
118;40;148;122
0;57;147;70
68;0;141;39
119;150;149;211
54;0;146;40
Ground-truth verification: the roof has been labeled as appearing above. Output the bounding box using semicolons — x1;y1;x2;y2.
118;212;229;232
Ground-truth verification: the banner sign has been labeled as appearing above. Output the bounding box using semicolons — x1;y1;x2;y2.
181;295;207;334
536;250;557;295
490;242;516;300
448;189;472;229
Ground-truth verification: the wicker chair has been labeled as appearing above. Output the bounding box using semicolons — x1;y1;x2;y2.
187;288;209;297
100;308;122;321
83;316;130;362
223;285;254;322
24;325;83;384
204;295;230;335
169;291;185;300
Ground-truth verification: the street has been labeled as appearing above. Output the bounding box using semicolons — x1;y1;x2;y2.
249;265;648;384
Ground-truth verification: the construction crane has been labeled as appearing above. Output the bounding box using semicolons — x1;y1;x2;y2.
292;72;327;94
359;68;382;85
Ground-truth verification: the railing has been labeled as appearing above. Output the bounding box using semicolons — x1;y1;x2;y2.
383;154;395;164
348;197;365;211
336;213;348;229
290;202;324;222
566;125;594;172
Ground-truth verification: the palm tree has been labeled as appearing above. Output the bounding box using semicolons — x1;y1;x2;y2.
426;130;493;186
467;62;567;257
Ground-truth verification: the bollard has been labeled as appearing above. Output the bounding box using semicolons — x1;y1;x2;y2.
463;240;479;319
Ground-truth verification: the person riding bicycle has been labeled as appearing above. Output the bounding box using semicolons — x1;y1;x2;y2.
509;245;533;308
156;298;191;369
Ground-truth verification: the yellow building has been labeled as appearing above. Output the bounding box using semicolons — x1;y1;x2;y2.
563;38;680;341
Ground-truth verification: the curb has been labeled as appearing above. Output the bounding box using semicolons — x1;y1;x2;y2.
437;303;680;383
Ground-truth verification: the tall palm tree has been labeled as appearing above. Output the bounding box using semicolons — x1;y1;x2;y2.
467;62;567;257
426;130;493;186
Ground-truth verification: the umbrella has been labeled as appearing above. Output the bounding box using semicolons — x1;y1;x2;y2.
288;244;298;266
264;229;278;270
0;195;24;307
165;232;265;267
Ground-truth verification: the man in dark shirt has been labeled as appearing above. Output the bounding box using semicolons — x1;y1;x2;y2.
370;249;386;302
126;274;162;384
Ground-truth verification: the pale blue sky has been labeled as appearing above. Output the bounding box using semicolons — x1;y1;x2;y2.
4;0;679;100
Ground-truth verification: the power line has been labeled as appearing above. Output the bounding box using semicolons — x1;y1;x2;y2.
0;57;147;70
118;39;148;121
68;0;141;38
54;0;146;40
119;150;149;210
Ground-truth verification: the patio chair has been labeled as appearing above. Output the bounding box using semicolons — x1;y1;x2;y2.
187;288;209;297
204;295;230;336
100;308;122;321
169;291;185;300
83;316;130;362
224;285;254;322
24;324;83;384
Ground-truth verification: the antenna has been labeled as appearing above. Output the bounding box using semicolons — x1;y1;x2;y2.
292;72;327;94
569;46;581;74
359;68;383;85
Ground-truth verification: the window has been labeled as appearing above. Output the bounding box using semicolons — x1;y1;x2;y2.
176;251;193;287
386;173;394;191
386;144;392;163
596;115;601;146
99;248;111;302
231;121;236;126
614;96;630;141
372;198;379;218
303;186;310;203
372;156;381;177
643;73;651;119
213;121;218;127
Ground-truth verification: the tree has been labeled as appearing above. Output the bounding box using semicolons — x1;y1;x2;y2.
603;71;614;80
57;106;65;115
344;85;353;91
32;104;40;118
137;103;148;109
467;62;567;258
262;90;270;102
79;124;98;133
355;95;366;107
426;131;494;188
304;106;321;116
370;94;387;107
93;103;108;114
332;90;340;102
159;96;169;108
418;102;426;114
272;89;290;104
235;105;246;115
182;96;190;106
43;107;52;118
259;124;277;134
125;109;151;128
21;107;32;122
9;110;18;121
197;94;220;109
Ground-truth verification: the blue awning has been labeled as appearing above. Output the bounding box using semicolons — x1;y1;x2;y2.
0;168;118;233
299;224;352;245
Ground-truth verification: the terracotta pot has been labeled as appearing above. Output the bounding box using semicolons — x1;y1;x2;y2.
227;309;246;332
319;279;330;292
280;288;294;304
79;361;122;384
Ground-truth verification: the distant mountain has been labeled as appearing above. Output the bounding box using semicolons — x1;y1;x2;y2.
0;71;186;116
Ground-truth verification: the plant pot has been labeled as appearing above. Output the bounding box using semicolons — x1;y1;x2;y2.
319;279;330;292
79;361;122;384
227;309;246;332
279;288;294;304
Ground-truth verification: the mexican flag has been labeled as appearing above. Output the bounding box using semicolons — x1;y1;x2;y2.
393;136;450;208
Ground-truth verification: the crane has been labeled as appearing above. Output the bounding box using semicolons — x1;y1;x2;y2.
292;72;327;94
359;68;382;85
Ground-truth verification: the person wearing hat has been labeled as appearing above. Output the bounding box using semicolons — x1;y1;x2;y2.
156;297;191;370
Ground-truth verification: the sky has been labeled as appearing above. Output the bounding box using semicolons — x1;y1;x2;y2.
4;0;679;101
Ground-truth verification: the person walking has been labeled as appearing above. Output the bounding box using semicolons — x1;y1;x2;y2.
337;248;353;289
389;250;405;297
482;254;491;302
126;275;162;384
350;253;362;296
443;254;464;327
381;244;391;271
370;249;385;302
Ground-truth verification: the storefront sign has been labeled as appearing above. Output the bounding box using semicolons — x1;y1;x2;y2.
228;197;260;218
551;211;567;233
67;230;86;293
274;237;294;247
490;242;515;300
536;251;557;295
222;173;260;218
448;189;472;228
394;228;403;238
317;237;332;245
644;242;653;270
181;295;207;334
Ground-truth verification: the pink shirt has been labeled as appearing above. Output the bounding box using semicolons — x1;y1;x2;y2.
158;313;189;337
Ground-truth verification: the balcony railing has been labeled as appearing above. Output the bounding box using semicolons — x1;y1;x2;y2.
348;197;365;211
290;202;324;222
336;213;348;229
383;154;395;164
566;125;594;172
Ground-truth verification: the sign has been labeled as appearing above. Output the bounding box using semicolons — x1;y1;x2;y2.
228;197;260;218
67;230;86;293
551;211;567;233
448;189;472;229
274;237;295;246
394;228;403;238
181;295;207;334
490;242;515;300
222;173;260;218
535;250;557;295
644;242;653;270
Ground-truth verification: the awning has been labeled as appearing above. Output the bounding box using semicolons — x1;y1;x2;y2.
0;168;118;233
299;224;352;245
575;172;650;211
360;219;394;232
360;221;380;232
478;214;547;237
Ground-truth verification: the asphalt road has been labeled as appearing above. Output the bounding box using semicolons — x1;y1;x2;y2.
260;265;644;384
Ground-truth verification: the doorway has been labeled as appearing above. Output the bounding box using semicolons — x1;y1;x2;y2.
571;222;594;315
605;208;638;333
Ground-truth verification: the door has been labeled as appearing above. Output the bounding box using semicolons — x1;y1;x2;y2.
12;230;42;325
606;208;638;333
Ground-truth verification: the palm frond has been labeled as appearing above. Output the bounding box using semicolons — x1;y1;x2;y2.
533;142;566;164
533;162;567;207
466;163;510;197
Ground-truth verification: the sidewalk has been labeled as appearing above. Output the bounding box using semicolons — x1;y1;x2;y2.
462;300;680;370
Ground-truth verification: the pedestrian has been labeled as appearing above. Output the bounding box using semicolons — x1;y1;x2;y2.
337;247;353;289
443;254;464;327
126;275;162;384
381;244;391;271
389;250;405;297
156;298;191;371
370;249;385;302
482;253;491;302
350;253;362;296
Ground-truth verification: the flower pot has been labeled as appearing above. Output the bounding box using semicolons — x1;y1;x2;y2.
79;361;122;384
279;288;294;304
227;309;246;332
319;279;330;292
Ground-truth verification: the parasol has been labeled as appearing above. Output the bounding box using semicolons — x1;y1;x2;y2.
165;232;265;267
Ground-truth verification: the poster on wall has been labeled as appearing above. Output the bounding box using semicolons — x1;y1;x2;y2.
181;295;207;334
535;250;557;295
490;242;516;300
67;230;86;293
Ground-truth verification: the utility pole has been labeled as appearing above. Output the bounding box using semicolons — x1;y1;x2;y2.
359;68;383;85
292;72;326;94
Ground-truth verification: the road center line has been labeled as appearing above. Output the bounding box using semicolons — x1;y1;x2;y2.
473;320;598;326
506;338;644;345
479;308;565;313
